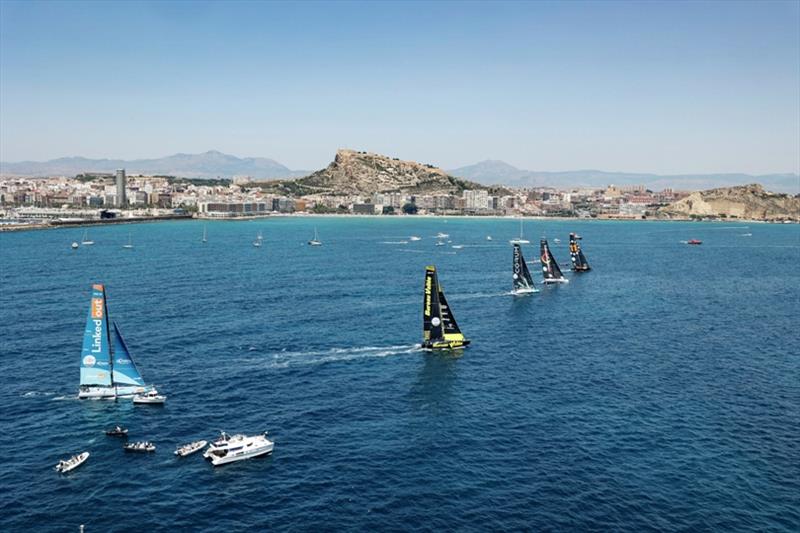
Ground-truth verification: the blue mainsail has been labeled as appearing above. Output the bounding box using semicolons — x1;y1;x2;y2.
80;284;112;387
111;321;145;387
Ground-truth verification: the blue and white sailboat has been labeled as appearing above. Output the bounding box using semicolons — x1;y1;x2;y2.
78;284;152;399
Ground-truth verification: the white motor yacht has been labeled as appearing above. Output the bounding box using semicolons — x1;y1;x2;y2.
203;431;274;466
55;452;89;473
133;389;166;405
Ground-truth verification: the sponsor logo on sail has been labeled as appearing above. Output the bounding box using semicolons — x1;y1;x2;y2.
91;297;103;319
83;355;96;367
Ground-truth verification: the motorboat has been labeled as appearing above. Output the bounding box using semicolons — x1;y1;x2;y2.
133;389;166;405
435;232;449;239
486;236;492;241
55;452;89;473
452;245;464;249
409;236;421;241
687;239;702;245
105;425;128;437
175;440;208;457
124;441;156;453
435;241;446;247
71;242;79;249
203;431;274;466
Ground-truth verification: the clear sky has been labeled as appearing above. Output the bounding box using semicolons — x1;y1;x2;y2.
1;0;798;174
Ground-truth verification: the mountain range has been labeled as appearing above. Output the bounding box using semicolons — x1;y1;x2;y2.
1;151;797;193
0;150;307;179
448;160;799;194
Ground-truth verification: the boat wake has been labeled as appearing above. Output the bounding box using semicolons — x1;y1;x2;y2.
268;344;422;368
448;291;509;301
380;241;409;245
22;391;56;398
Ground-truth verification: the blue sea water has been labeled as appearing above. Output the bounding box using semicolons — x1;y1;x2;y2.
0;217;798;532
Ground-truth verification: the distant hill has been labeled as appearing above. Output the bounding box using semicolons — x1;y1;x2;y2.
256;149;491;197
0;150;307;179
449;160;800;194
659;184;800;221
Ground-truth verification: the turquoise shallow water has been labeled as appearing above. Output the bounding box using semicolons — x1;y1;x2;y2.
0;217;798;531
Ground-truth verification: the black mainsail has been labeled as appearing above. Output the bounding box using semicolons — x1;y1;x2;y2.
569;233;591;272
422;266;470;349
512;244;537;294
540;239;568;283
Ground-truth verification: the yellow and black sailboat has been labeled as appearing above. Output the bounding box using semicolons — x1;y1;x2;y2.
422;265;470;350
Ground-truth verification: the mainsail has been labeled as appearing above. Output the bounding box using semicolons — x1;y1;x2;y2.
540;239;567;283
569;233;591;272
512;244;537;293
80;284;113;387
111;321;145;387
422;266;470;349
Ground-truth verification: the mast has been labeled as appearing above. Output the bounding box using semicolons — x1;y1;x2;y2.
104;287;116;398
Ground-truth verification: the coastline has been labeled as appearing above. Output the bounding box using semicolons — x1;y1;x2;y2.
0;212;780;233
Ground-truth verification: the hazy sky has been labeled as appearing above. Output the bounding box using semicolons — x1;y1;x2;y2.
1;0;798;174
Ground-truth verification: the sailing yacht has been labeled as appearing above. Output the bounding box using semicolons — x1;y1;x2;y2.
568;233;591;272
253;231;262;247
540;239;568;284
201;225;208;243
81;229;94;246
422;266;470;350
122;232;133;249
78;284;155;399
308;227;322;246
509;218;530;245
512;244;539;295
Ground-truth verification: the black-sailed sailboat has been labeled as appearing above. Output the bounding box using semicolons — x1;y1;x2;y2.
568;233;591;272
540;239;569;284
422;266;470;350
512;243;538;295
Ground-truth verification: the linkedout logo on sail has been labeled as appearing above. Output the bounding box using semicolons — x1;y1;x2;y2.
91;319;103;353
91;297;103;319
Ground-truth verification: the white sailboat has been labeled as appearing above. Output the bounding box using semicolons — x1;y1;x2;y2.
81;229;94;246
308;227;322;246
509;218;529;245
122;232;133;249
201;225;208;243
253;231;262;247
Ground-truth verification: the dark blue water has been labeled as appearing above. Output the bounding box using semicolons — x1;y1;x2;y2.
1;218;798;531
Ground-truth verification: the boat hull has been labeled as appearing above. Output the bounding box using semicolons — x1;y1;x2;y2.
511;287;539;295
422;339;471;350
78;385;148;400
542;278;569;284
207;442;274;466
